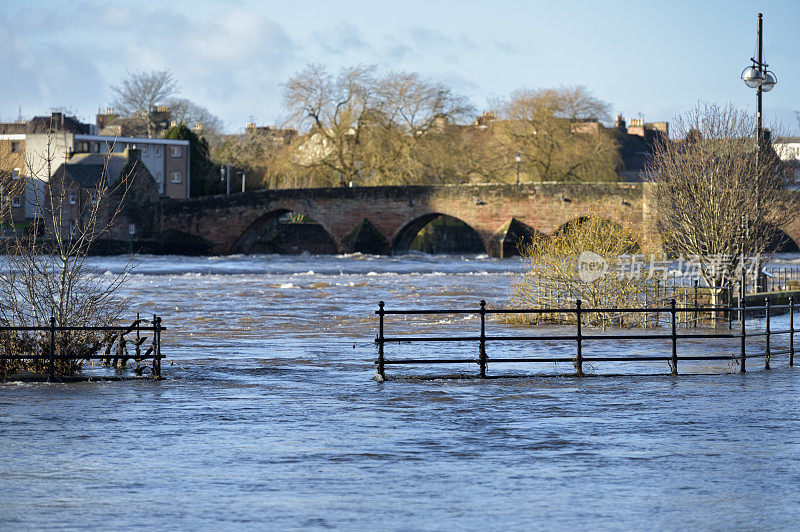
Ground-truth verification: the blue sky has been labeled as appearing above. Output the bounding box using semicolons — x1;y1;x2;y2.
2;0;798;134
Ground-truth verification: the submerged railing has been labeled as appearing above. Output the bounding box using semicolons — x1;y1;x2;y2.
374;298;797;379
0;314;165;381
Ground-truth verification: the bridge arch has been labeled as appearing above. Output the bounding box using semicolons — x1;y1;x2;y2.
551;216;642;252
230;208;339;255
390;213;486;255
767;227;800;253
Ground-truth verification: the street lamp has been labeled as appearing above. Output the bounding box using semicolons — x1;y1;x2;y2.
515;153;522;185
740;12;777;293
740;12;778;150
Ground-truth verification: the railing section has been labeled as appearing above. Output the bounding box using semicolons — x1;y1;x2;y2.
375;298;797;379
0;314;165;381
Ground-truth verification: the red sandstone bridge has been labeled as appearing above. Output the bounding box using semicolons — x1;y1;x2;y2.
158;183;800;257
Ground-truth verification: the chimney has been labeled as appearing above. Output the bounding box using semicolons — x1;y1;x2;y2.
125;147;142;165
51;111;64;130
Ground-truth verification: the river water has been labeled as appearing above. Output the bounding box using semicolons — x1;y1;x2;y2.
2;254;800;530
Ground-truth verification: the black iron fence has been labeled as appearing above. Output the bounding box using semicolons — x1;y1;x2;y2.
374;298;797;379
0;314;164;381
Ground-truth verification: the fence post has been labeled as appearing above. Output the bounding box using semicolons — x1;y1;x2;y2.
377;301;385;379
48;316;56;382
693;280;699;328
152;314;162;378
479;300;487;378
135;312;141;359
740;299;747;373
764;298;771;370
575;299;583;377
727;284;733;330
670;299;677;375
790;296;795;367
740;268;746;324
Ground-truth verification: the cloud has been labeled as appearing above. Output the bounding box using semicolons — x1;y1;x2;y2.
311;22;374;55
0;2;298;129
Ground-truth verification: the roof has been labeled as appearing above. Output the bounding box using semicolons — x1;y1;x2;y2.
68;153;128;183
58;152;134;188
74;133;189;146
61;164;107;188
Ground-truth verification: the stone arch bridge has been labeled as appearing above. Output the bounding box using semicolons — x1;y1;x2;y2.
157;183;800;257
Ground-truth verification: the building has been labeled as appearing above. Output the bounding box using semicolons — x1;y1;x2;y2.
613;116;669;182
0;134;28;227
96;106;173;138
48;148;159;241
0;112;191;225
245;122;296;146
72;134;190;199
774;137;800;184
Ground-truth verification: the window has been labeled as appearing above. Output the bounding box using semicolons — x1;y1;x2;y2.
69;219;77;236
11;141;21;153
11;196;21;208
69;192;77;205
155;146;161;155
169;145;182;158
142;145;148;156
170;171;182;184
128;223;136;235
12;168;21;180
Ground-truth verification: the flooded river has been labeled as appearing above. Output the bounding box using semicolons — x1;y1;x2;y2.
1;254;800;529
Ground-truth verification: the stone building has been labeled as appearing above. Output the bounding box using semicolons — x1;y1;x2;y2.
96;106;173;138
48;148;159;242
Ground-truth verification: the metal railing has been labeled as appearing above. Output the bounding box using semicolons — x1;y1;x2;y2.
374;298;797;379
0;314;164;381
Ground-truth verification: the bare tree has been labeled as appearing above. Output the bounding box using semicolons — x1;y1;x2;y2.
0;134;136;376
111;69;179;138
285;64;381;186
284;65;477;186
646;102;795;304
167;97;224;137
377;72;472;135
499;86;619;183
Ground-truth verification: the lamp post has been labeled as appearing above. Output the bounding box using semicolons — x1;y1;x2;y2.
220;163;232;195
741;12;777;155
515;153;522;185
740;12;777;293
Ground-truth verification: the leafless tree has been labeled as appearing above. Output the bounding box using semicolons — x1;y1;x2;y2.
0;133;135;376
646;101;795;304
167;97;224;137
284;64;381;185
283;65;477;186
499;86;619;183
111;69;179;138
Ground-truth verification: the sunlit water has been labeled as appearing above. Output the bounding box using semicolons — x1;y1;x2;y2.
2;253;800;529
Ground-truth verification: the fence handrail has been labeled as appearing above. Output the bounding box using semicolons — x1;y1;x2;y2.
0;317;165;332
374;297;797;379
378;305;782;316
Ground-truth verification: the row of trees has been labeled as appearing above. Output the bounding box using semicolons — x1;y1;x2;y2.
109;67;622;191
